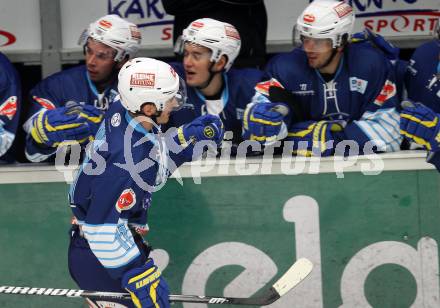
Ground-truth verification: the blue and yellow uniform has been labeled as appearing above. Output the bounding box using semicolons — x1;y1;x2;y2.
0;52;21;163
68;100;191;307
265;42;402;155
24;65;117;162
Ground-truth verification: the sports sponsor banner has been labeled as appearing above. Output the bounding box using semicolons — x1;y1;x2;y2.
268;0;439;42
0;0;41;50
0;160;439;307
0;0;438;53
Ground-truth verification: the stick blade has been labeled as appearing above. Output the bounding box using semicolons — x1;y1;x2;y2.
272;258;313;297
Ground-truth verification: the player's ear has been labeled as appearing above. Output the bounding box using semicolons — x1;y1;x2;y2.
212;55;227;72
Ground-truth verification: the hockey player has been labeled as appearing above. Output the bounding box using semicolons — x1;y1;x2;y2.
23;14;141;162
68;57;224;308
0;52;21;163
400;18;440;170
243;0;402;156
167;18;272;151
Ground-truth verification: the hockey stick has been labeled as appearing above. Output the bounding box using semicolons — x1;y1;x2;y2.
0;258;312;306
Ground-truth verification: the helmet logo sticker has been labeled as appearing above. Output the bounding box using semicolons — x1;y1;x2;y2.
129;25;141;42
191;21;204;28
98;19;112;29
334;2;353;18
303;14;315;24
130;73;155;88
224;25;240;40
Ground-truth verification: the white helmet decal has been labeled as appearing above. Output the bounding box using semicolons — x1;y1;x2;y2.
118;58;182;113
296;0;355;48
180;18;241;71
79;14;141;62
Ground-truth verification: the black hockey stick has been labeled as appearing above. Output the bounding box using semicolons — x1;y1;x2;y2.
0;258;312;306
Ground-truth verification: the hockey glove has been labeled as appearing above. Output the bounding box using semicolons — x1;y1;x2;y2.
78;105;104;137
400;102;440;152
287;120;345;157
242;102;289;145
122;259;170;308
30;104;92;148
177;114;225;148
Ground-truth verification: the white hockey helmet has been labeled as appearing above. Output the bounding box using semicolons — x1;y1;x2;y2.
118;57;186;114
296;0;355;48
180;18;241;71
79;14;141;62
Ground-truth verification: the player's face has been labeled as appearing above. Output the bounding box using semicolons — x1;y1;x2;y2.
301;36;334;68
183;43;213;87
85;39;117;83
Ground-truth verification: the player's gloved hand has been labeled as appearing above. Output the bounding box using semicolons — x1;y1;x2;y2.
242;102;289;145
287;120;345;156
400;102;440;152
122;259;170;308
352;28;399;61
78;105;104;137
30;104;92;148
177;114;225;147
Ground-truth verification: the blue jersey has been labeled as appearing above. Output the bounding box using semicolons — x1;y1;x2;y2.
265;42;402;153
24;65;119;162
0;52;21;162
404;40;440;170
167;63;269;145
69;100;190;280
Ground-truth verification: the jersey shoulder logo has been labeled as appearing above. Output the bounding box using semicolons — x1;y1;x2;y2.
116;188;136;212
32;96;55;110
0;96;17;119
374;80;396;106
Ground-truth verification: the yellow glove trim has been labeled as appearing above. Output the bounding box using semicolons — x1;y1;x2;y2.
401;113;438;128
44;117;83;132
128;267;156;285
243;105;250;130
400;129;431;150
79;112;103;123
287;123;316;138
31;112;49;144
127;290;142;308
149;280;160;308
177;126;189;148
249;114;282;126
292;149;313;157
250;134;276;142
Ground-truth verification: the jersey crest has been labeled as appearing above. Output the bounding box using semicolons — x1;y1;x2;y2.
115;188;136;212
0;96;17;119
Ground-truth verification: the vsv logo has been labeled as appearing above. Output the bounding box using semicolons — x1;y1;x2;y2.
309;0;419;11
107;0;173;41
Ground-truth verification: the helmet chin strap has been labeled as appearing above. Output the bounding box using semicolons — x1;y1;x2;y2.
195;62;221;90
316;47;339;71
